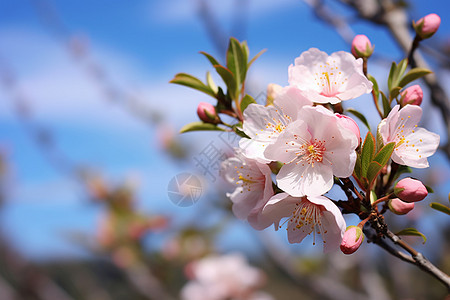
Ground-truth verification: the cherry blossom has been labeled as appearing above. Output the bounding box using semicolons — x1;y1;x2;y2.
264;105;358;197
261;193;346;252
288;48;372;104
181;253;273;300
239;86;312;162
220;150;274;230
378;105;440;168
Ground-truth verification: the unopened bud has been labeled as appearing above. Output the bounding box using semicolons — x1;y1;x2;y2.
400;85;423;106
336;114;361;145
197;102;219;124
340;226;364;255
394;178;428;202
413;13;441;39
351;35;374;58
388;198;415;215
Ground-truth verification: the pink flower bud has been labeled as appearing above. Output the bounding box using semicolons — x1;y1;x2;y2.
400;85;423;106
340;226;364;255
335;114;361;145
388;198;415;215
351;35;374;58
414;13;441;39
394;178;428;202
197;102;218;124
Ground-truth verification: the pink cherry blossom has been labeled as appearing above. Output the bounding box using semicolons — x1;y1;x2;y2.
220;150;274;230
264;105;358;197
181;253;273;300
261;193;346;253
378;105;440;168
288;48;372;104
239;86;312;163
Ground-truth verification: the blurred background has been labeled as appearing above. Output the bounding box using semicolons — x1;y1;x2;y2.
0;0;449;299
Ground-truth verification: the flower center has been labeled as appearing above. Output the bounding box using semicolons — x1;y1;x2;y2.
296;140;326;167
314;62;348;97
287;198;327;245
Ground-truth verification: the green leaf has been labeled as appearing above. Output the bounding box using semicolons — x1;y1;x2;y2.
170;73;216;98
370;190;377;205
353;152;362;180
387;61;397;92
200;51;220;66
424;185;434;193
232;123;250;138
248;48;267;68
380;91;391;118
361;132;375;178
396;59;408;82
241;40;249;62
366;161;383;185
179;122;225;133
430;202;450;215
240;94;256;113
367;74;379;102
226;38;247;86
373;142;395;166
389;86;402;101
395;228;427;244
214;65;237;99
398;68;433;88
206;72;218;94
346;108;371;131
366;142;395;184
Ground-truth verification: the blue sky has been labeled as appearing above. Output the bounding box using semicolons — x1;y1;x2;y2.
0;0;449;259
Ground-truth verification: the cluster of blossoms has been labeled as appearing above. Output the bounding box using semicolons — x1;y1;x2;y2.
220;43;439;253
181;253;273;300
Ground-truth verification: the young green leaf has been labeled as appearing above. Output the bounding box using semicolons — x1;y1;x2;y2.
430;202;450;215
206;72;218;94
346;108;371;131
367;74;379;101
240;94;256;113
361;132;376;178
170;73;216;98
395;59;408;83
248;48;267;69
389;86;401;101
200;51;220;66
395;228;427;244
353;152;362;181
380;91;391;118
387;61;397;92
180;122;226;133
214;65;237;99
227;38;247;86
366;142;395;185
373;142;395;166
366;161;383;185
232;123;250;138
398;68;433;88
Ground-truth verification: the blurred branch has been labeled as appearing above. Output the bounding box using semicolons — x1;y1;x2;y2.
31;0;162;128
258;231;368;300
301;0;355;43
